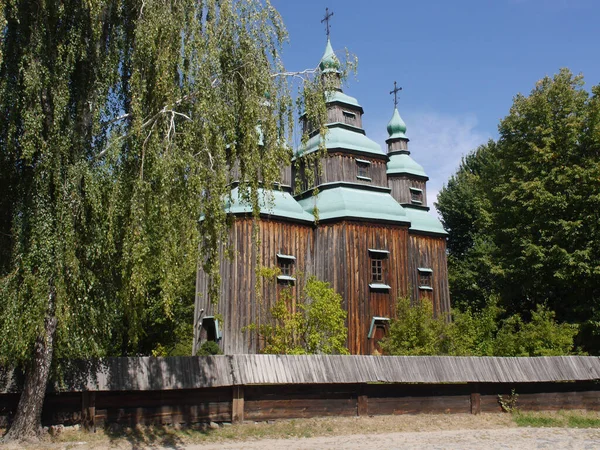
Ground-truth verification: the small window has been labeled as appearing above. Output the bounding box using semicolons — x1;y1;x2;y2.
410;187;423;204
369;249;391;290
343;110;356;125
371;259;383;283
418;267;433;290
277;253;296;283
356;159;371;181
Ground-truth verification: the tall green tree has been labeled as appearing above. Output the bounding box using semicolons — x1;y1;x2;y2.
436;69;600;351
0;0;333;440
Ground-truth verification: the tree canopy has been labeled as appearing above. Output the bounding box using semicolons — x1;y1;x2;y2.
436;69;600;353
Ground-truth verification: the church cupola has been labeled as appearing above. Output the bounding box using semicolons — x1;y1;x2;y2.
385;82;409;153
387;108;407;141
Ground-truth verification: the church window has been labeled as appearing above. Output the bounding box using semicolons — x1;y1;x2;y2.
418;267;433;290
410;187;423;204
277;253;296;283
371;259;383;282
343;110;357;126
356;159;371;181
368;249;391;290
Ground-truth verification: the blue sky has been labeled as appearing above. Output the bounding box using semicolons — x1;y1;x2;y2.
272;0;600;213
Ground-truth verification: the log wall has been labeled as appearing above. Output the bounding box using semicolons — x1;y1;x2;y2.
2;381;600;428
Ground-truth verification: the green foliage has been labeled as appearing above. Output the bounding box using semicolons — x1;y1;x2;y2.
513;411;600;428
381;297;578;357
0;0;336;371
436;69;600;353
248;277;349;355
196;341;223;356
380;297;448;356
498;389;519;413
493;305;578;356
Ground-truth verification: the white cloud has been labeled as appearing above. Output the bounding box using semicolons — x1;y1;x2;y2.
374;112;490;219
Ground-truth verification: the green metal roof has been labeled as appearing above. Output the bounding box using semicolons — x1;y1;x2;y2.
319;38;340;73
325;90;361;108
387;153;428;178
387;108;408;139
298;125;384;156
404;207;448;235
297;186;409;223
226;187;314;223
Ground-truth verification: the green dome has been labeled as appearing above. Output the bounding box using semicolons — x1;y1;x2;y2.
387;108;407;139
319;38;340;73
387;153;428;178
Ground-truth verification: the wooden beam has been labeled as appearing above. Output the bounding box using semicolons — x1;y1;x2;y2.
357;385;368;416
470;383;481;415
232;386;244;423
81;391;96;431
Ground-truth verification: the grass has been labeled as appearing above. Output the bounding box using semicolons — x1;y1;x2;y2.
513;410;600;428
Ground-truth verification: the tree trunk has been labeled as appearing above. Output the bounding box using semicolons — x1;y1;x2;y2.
3;289;57;442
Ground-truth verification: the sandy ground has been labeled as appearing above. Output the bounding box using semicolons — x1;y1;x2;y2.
191;428;600;450
2;414;600;449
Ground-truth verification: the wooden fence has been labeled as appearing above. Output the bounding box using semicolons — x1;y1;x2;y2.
2;355;600;428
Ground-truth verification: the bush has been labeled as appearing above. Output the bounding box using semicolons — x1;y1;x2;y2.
247;276;348;355
381;297;578;356
196;340;223;356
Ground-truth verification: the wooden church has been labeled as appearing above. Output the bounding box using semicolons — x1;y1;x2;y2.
194;32;450;356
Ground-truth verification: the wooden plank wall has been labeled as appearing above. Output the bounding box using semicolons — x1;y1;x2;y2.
196;218;314;355
387;176;428;205
298;153;389;192
408;234;451;317
327;105;363;128
2;382;600;427
314;222;410;354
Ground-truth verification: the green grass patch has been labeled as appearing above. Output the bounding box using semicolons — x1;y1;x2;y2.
567;415;600;428
513;413;563;428
513;411;600;428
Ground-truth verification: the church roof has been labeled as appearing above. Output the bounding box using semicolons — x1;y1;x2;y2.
403;207;447;235
325;90;361;108
387;153;428;178
225;186;314;223
297;184;409;224
298;125;384;157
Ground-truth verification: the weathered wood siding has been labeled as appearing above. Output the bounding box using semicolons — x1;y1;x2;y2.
327;105;363;128
313;222;410;354
388;175;428;205
366;384;471;415
195;218;313;355
408;234;451;316
295;153;388;193
228;161;292;187
245;384;357;420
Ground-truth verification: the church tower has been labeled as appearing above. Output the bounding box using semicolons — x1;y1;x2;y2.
385;94;450;313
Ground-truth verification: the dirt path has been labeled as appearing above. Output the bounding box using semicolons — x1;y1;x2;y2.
191;428;600;450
